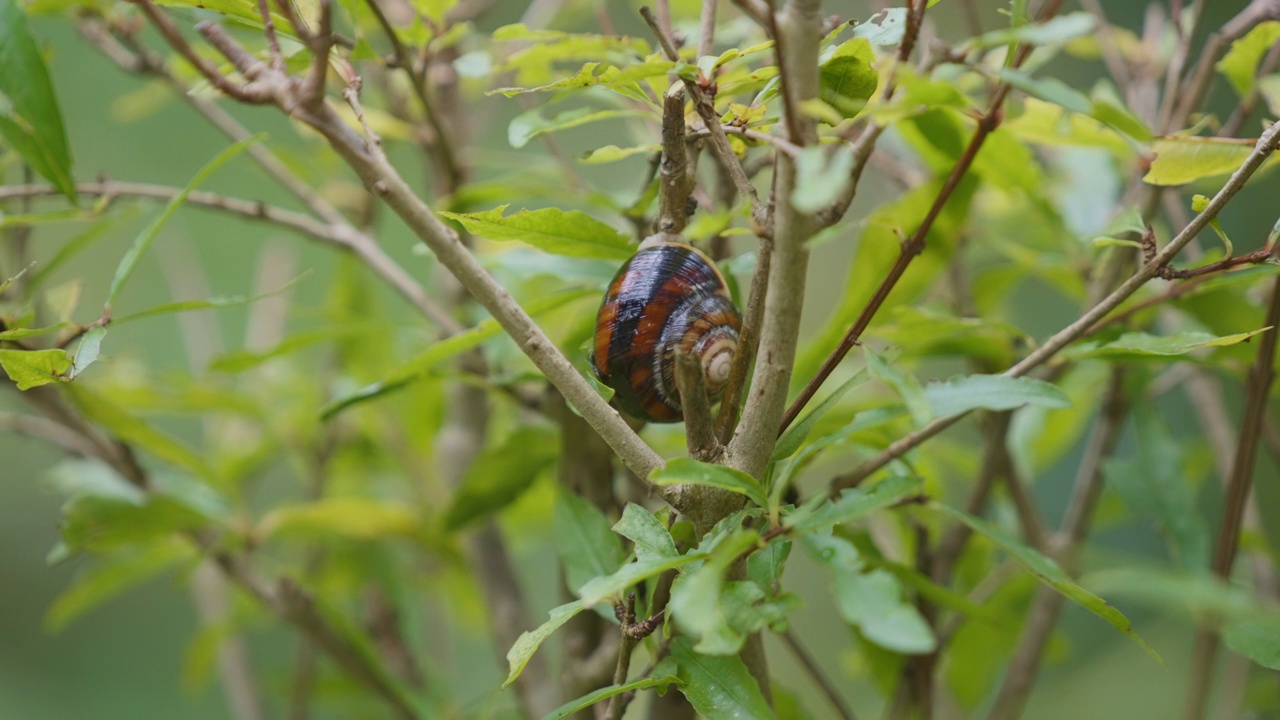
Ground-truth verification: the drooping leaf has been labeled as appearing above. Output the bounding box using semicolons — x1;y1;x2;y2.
0;0;75;198
107;137;259;307
445;427;559;531
543;676;684;719
45;541;189;631
650;457;768;508
933;503;1162;662
923;374;1071;417
613;503;679;562
555;489;626;594
439;205;632;259
65;385;214;481
804;534;936;653
504;600;585;687
508;107;642;148
259;497;423;540
1225;616;1280;670
1144;136;1279;186
669;636;775;719
579;143;661;164
772;369;868;462
0;348;70;389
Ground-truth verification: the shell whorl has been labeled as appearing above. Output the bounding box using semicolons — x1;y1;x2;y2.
591;243;742;423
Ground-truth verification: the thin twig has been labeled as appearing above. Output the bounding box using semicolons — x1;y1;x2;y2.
781;628;858;720
657;86;692;234
1182;275;1280;720
830;118;1280;492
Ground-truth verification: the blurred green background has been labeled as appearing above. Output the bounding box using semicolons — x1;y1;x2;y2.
3;0;1279;718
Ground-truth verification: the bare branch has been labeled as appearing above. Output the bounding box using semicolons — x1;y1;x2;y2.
675;350;721;461
781;628;858;720
1183;275;1280;720
657;86;692;234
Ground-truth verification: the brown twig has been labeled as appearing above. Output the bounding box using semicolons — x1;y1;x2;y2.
781;628;858;720
1182;275;1280;720
657;86;692;234
676;350;722;461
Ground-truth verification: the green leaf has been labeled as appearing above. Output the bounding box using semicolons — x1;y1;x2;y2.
439;206;632;259
773;369;868;462
321;287;598;417
933;502;1162;662
650;457;768;508
543;676;684;720
1225;616;1280;670
0;0;75;198
65;385;213;481
1216;21;1280;98
504;600;585;687
489;59;678;97
785;473;920;534
112;272;311;325
923;374;1071;417
445;427;559;531
555;489;626;594
579;553;703;607
613;503;679;561
866;346;931;425
107;137;259;307
0;348;70;389
818;38;877;119
69;326;107;379
1064;328;1272;360
579;143;660;164
670;529;759;654
852;8;907;45
791;145;855;213
747;539;791;590
60;494;208;553
997;69;1093;115
259;497;422;540
804;534;936;653
970;11;1096;48
153;0;300;37
508;107;642;148
670;636;775;719
1143;136;1279;186
45;542;189;631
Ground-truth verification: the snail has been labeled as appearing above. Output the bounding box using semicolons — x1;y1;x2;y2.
590;241;742;423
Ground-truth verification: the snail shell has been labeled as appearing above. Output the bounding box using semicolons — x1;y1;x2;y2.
591;242;741;423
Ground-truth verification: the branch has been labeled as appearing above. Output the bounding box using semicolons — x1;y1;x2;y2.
1167;0;1280;133
986;369;1130;720
675;349;721;461
657;86;692;234
0;411;104;459
640;6;768;232
830;118;1280;491
1182;275;1280;720
724;0;821;480
781;628;858;720
780;0;1070;433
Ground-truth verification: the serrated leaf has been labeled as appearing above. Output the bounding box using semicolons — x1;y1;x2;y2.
259;497;422;540
0;0;75;199
1144;136;1279;186
923;374;1071;417
670;636;775;719
670;529;759;654
555;489;625;594
0;348;70;389
613;503;678;561
504;600;585;687
445;427;559;531
650;457;767;508
934;502;1162;663
108;137;259;307
439;206;632;259
544;676;684;719
1217;21;1280;98
1064;328;1272;359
